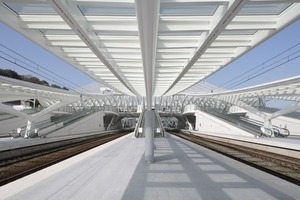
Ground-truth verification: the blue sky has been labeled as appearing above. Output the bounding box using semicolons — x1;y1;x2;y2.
0;19;299;92
0;23;94;90
206;19;300;90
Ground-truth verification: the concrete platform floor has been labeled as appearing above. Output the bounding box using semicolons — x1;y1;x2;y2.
0;133;299;200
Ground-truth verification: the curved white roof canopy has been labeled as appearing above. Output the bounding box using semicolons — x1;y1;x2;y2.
0;0;299;105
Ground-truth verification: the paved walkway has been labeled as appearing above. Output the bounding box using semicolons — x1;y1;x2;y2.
0;133;299;200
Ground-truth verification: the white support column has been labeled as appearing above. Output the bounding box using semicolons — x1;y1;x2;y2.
24;120;36;139
263;119;272;129
107;116;115;131
144;110;154;163
261;118;273;137
135;0;159;163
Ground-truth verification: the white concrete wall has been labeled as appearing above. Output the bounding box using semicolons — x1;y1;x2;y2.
0;114;52;134
194;110;253;137
184;104;196;113
46;111;105;137
0;117;27;134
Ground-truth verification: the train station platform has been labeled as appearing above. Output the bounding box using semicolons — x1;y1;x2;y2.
1;133;299;200
190;130;300;152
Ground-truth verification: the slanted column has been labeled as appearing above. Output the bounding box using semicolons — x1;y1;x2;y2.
24;120;36;138
144;110;154;163
260;119;274;137
264;119;272;129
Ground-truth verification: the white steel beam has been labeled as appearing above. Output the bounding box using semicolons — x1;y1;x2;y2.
163;0;247;96
49;0;138;96
135;0;160;110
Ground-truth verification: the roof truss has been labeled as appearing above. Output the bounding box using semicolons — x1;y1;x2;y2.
0;0;299;102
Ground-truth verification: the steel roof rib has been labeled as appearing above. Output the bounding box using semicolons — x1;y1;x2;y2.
135;0;160;110
0;0;300;100
163;0;247;96
163;0;300;96
49;0;138;96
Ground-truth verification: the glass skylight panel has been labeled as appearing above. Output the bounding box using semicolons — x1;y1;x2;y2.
96;30;138;36
160;5;218;16
121;69;143;73
201;52;234;58
93;72;114;76
188;69;212;73
109;54;141;60
75;58;99;61
85;15;136;22
159;30;203;36
87;68;110;72
25;23;71;30
78;5;135;16
67;53;97;58
130;83;144;86
104;48;140;53
40;30;76;36
127;78;144;81
222;31;257;37
157;42;196;48
117;62;142;67
78;62;102;65
185;70;207;75
99;77;118;80
157;48;193;53
45;35;81;40
211;40;251;47
157;53;189;59
19;15;63;22
85;65;105;69
158;35;200;40
101;40;139;48
238;4;292;15
159;22;209;33
123;72;143;76
49;41;86;46
181;76;202;80
156;73;178;78
98;35;139;40
4;3;56;15
156;68;181;73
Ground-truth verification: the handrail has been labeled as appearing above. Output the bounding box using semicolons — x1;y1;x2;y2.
154;109;165;137
9;109;98;138
134;109;144;138
202;110;262;136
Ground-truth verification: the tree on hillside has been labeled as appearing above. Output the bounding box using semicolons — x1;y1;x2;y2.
0;68;68;90
40;80;50;86
0;69;21;80
50;84;62;89
22;75;41;84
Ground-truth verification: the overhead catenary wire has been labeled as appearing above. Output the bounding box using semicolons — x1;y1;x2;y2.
0;43;94;95
227;50;300;89
228;53;300;89
216;42;300;90
0;54;82;96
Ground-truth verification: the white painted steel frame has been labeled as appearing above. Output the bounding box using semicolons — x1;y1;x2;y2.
0;0;299;107
183;76;300;121
0;76;141;121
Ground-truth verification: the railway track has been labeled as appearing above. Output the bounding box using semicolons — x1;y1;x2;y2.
171;132;300;186
0;132;128;186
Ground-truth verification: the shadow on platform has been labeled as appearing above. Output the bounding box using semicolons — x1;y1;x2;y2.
121;136;294;200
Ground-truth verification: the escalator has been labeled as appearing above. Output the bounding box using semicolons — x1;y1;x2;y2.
202;110;262;137
9;109;99;138
202;109;290;137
